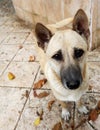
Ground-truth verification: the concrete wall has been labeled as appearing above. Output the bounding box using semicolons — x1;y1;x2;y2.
12;0;99;50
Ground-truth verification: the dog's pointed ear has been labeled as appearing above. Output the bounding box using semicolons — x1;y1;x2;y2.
35;23;52;49
73;9;90;40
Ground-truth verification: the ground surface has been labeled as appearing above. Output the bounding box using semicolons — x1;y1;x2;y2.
0;0;100;130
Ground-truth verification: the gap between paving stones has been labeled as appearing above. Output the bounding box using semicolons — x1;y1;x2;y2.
0;33;31;76
14;66;40;130
87;122;98;130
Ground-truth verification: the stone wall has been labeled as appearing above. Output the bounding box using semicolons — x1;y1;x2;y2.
12;0;100;50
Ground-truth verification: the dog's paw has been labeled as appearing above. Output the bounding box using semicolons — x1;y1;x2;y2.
78;106;88;114
61;108;70;121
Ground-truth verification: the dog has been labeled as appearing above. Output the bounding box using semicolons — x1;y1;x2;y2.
34;9;90;120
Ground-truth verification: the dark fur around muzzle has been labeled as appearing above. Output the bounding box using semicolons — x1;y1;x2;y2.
60;65;82;90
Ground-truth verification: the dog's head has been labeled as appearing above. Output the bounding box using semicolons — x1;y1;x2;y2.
35;9;90;91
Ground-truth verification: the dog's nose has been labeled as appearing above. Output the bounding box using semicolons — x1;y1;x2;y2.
60;65;82;90
66;80;80;90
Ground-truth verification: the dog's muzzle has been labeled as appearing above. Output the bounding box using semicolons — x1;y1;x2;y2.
60;65;82;90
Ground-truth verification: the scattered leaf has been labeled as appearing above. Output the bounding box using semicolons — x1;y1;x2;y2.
19;45;23;49
36;109;44;120
34;117;40;126
88;85;93;90
37;91;49;98
48;100;55;111
33;91;49;98
96;100;100;114
33;90;38;97
29;56;35;62
52;122;63;130
97;100;100;109
89;109;98;121
8;72;15;80
33;79;47;90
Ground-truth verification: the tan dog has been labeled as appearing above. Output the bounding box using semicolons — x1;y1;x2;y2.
35;9;90;120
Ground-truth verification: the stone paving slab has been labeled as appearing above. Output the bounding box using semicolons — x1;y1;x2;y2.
88;51;100;62
0;61;9;76
0;87;29;130
0;32;10;44
0;62;40;88
0;45;19;61
13;45;38;62
15;89;62;130
24;32;36;44
0;24;14;32
0;16;9;25
88;62;100;92
2;32;29;45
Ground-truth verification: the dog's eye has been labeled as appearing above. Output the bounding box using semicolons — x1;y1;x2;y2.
52;50;63;61
74;48;84;59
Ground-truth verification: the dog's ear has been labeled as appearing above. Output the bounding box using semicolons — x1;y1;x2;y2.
35;23;52;49
73;9;90;40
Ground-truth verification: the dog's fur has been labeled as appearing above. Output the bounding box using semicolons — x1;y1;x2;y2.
35;9;90;120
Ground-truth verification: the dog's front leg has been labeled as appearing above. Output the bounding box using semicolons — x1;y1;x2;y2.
77;99;88;114
59;101;70;121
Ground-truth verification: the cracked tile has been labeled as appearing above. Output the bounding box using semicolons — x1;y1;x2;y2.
0;62;39;88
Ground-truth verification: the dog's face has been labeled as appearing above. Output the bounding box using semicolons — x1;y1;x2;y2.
35;9;90;92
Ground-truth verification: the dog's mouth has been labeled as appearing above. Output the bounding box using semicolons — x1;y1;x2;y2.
60;65;83;90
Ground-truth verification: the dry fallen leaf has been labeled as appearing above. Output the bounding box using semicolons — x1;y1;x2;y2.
33;90;38;97
29;56;35;62
19;45;23;49
37;91;49;98
33;91;49;98
8;72;15;80
33;79;47;90
89;109;98;121
48;100;55;111
88;85;93;90
34;117;40;126
97;100;100;109
52;122;63;130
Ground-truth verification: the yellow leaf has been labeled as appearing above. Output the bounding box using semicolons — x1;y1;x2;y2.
34;117;40;126
8;72;15;80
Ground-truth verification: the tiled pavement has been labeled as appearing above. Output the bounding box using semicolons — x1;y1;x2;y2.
0;7;100;130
